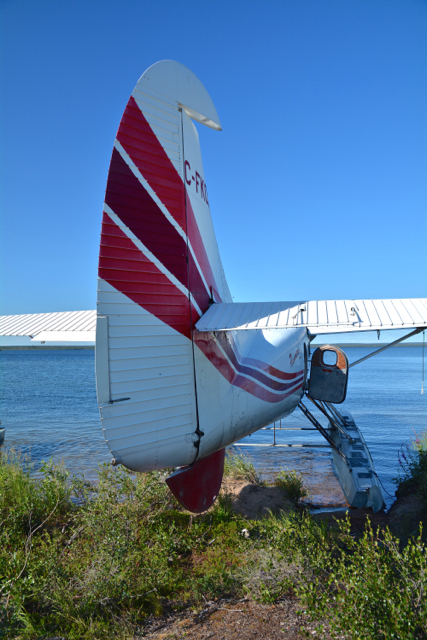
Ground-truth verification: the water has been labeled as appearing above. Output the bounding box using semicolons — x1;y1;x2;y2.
0;347;425;507
0;350;108;482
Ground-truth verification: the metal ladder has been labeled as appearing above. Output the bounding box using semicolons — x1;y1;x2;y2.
298;397;349;464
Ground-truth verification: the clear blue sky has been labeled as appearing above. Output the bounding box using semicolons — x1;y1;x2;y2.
1;0;426;319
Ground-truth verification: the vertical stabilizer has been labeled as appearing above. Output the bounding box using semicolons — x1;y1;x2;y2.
96;61;227;473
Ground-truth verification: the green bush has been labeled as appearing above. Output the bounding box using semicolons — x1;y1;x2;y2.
296;518;427;639
223;449;265;485
0;455;247;639
393;429;427;509
274;468;308;505
246;513;427;639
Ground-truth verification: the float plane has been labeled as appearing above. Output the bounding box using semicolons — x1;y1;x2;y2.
94;61;427;513
2;61;425;513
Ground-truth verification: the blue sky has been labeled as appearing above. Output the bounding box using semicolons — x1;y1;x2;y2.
1;0;426;326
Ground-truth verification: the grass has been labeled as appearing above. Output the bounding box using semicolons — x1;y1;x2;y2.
223;449;265;485
0;450;426;639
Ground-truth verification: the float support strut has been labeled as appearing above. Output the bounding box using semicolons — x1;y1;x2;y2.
298;401;348;463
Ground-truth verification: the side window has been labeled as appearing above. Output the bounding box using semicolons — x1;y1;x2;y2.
322;349;338;366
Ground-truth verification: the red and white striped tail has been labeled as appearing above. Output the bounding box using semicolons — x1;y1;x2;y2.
95;61;229;473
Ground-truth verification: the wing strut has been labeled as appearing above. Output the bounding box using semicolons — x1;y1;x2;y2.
348;327;423;369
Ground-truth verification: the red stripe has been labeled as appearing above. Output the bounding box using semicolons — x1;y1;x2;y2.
194;333;303;403
228;334;303;381
119;100;183;177
117;98;185;225
216;333;303;392
117;97;220;299
105;149;209;313
99;213;193;338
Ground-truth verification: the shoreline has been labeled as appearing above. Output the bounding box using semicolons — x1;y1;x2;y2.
223;475;423;542
0;343;425;350
0;345;95;350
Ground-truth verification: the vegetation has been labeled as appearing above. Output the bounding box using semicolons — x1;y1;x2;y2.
394;429;427;511
274;468;308;505
0;450;426;639
223;449;265;485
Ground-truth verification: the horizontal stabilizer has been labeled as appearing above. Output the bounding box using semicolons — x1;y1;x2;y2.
195;299;427;335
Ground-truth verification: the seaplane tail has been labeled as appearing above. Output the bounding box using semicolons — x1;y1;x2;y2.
96;61;427;513
96;60;232;491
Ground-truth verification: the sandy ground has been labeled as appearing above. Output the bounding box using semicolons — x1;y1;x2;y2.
142;596;331;639
222;478;295;519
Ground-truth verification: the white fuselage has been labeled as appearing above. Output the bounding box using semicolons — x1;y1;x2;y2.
194;327;308;460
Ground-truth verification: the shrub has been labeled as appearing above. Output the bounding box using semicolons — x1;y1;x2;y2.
0;449;72;539
296;519;427;640
393;429;427;509
223;449;265;485
0;455;247;639
1;452;426;640
250;512;427;639
274;468;308;505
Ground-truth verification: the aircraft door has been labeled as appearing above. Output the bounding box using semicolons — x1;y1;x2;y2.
308;345;349;404
303;343;308;390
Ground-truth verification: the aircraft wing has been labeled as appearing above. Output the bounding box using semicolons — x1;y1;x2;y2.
195;298;427;335
0;310;96;343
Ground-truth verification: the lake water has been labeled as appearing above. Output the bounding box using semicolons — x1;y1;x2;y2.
1;347;425;509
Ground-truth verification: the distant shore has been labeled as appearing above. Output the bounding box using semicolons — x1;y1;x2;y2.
0;345;95;350
312;342;425;348
0;343;424;350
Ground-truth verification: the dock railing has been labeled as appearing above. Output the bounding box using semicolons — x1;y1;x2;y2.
233;419;331;449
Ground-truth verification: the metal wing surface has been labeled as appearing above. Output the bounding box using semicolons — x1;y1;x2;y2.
195;299;427;334
0;310;96;342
